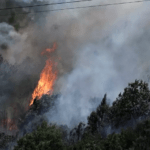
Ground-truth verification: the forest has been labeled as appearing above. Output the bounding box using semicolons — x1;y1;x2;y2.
1;79;149;150
0;0;150;150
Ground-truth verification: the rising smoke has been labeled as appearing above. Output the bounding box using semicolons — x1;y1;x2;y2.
0;0;150;128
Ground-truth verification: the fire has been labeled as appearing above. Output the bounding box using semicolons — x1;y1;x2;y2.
1;119;17;131
29;43;58;106
41;42;57;55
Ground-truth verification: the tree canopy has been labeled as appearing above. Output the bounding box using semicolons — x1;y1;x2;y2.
13;79;150;150
14;121;64;150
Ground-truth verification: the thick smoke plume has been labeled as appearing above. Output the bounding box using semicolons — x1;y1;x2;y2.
45;2;150;127
0;0;150;129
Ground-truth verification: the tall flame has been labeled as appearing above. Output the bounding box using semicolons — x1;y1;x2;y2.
30;43;57;106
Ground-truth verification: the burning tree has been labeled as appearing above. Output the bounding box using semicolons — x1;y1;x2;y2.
30;42;58;106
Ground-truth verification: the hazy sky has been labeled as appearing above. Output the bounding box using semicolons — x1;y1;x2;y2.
1;0;150;128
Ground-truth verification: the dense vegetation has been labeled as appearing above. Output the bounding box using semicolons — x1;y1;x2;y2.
14;79;150;150
0;0;25;31
14;121;64;150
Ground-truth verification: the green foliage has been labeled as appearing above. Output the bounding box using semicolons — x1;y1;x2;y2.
14;121;64;150
102;118;150;150
111;79;150;127
8;11;21;31
68;133;102;150
119;128;136;149
8;12;16;24
103;133;122;150
14;80;150;150
87;94;109;134
14;23;20;31
87;111;99;134
69;80;150;150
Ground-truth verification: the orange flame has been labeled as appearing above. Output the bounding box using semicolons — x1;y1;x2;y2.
29;43;58;106
1;119;17;131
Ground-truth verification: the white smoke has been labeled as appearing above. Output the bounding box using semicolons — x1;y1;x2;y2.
0;23;29;65
1;0;150;129
46;3;150;128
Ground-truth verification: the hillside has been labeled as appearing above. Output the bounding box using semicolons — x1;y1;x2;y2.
5;79;150;150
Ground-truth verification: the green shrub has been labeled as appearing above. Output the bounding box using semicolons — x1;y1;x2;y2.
14;121;64;150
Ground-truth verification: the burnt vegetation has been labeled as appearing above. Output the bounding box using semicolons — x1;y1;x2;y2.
9;79;150;150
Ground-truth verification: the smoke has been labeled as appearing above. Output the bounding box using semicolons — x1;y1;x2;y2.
45;3;150;127
0;0;150;129
0;23;46;121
